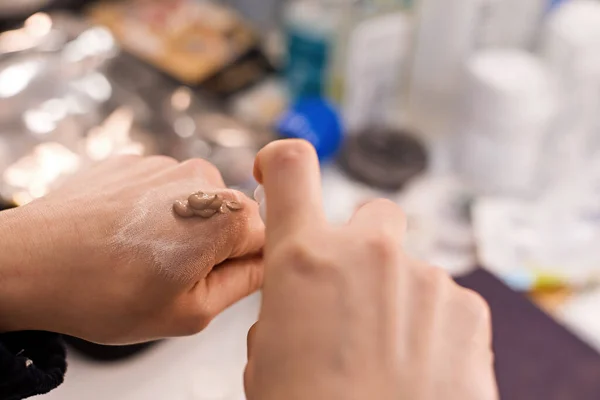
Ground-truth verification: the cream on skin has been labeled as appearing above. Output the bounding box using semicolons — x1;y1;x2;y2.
173;191;244;219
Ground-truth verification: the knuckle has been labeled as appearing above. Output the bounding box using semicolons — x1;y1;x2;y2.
280;238;315;264
178;308;212;336
430;266;451;284
364;231;399;263
172;294;215;336
367;198;402;213
110;153;142;165
145;155;178;166
419;265;452;295
224;195;252;226
180;158;222;178
460;288;492;322
360;199;407;222
275;236;327;276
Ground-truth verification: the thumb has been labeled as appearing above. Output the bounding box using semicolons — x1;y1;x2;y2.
195;256;264;317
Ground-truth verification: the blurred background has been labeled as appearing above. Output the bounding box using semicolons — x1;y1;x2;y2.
2;0;600;398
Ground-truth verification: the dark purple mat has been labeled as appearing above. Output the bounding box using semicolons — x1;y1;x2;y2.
457;270;600;400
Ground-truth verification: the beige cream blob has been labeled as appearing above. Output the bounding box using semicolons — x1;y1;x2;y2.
173;191;243;219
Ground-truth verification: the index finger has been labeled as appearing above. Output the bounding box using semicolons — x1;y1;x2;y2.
254;140;325;240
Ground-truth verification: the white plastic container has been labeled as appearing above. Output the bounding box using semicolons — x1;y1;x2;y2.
479;0;548;49
456;49;557;196
342;11;413;132
459;49;556;138
408;0;496;140
540;0;600;182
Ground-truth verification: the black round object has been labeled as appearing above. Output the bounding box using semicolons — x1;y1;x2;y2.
0;201;15;211
65;336;159;362
338;127;428;191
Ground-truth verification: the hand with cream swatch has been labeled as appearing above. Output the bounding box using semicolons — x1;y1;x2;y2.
0;155;264;344
245;140;498;400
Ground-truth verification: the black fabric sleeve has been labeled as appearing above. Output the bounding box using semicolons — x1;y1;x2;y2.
0;331;67;400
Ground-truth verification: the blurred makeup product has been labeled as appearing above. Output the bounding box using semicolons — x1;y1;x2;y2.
224;0;286;41
540;0;600;184
341;10;412;132
377;0;414;9
338;127;427;191
335;4;423;192
478;0;548;49
284;0;411;104
408;0;496;140
282;0;346;100
88;0;272;98
276;98;344;162
549;0;571;10
327;0;406;104
456;49;557;196
229;78;289;132
472;156;600;292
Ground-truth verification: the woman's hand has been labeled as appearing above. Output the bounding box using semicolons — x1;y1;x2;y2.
0;155;264;344
245;140;498;400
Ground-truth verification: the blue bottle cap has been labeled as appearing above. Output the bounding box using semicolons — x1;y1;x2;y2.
276;98;344;162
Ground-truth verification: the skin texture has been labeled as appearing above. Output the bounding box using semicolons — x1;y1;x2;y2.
0;155;265;344
244;140;499;400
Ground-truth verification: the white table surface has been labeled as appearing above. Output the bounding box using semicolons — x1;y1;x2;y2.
41;294;260;400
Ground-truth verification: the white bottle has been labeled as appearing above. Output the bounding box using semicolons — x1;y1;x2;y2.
456;49;557;196
342;10;413;132
408;0;497;141
283;0;347;100
479;0;548;49
540;0;600;183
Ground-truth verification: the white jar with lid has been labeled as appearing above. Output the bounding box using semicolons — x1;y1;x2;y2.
456;49;557;196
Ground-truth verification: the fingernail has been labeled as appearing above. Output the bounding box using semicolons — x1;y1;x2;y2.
254;185;267;223
259;200;267;223
254;185;265;203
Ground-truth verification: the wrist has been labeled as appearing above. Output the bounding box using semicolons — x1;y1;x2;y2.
0;205;50;332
